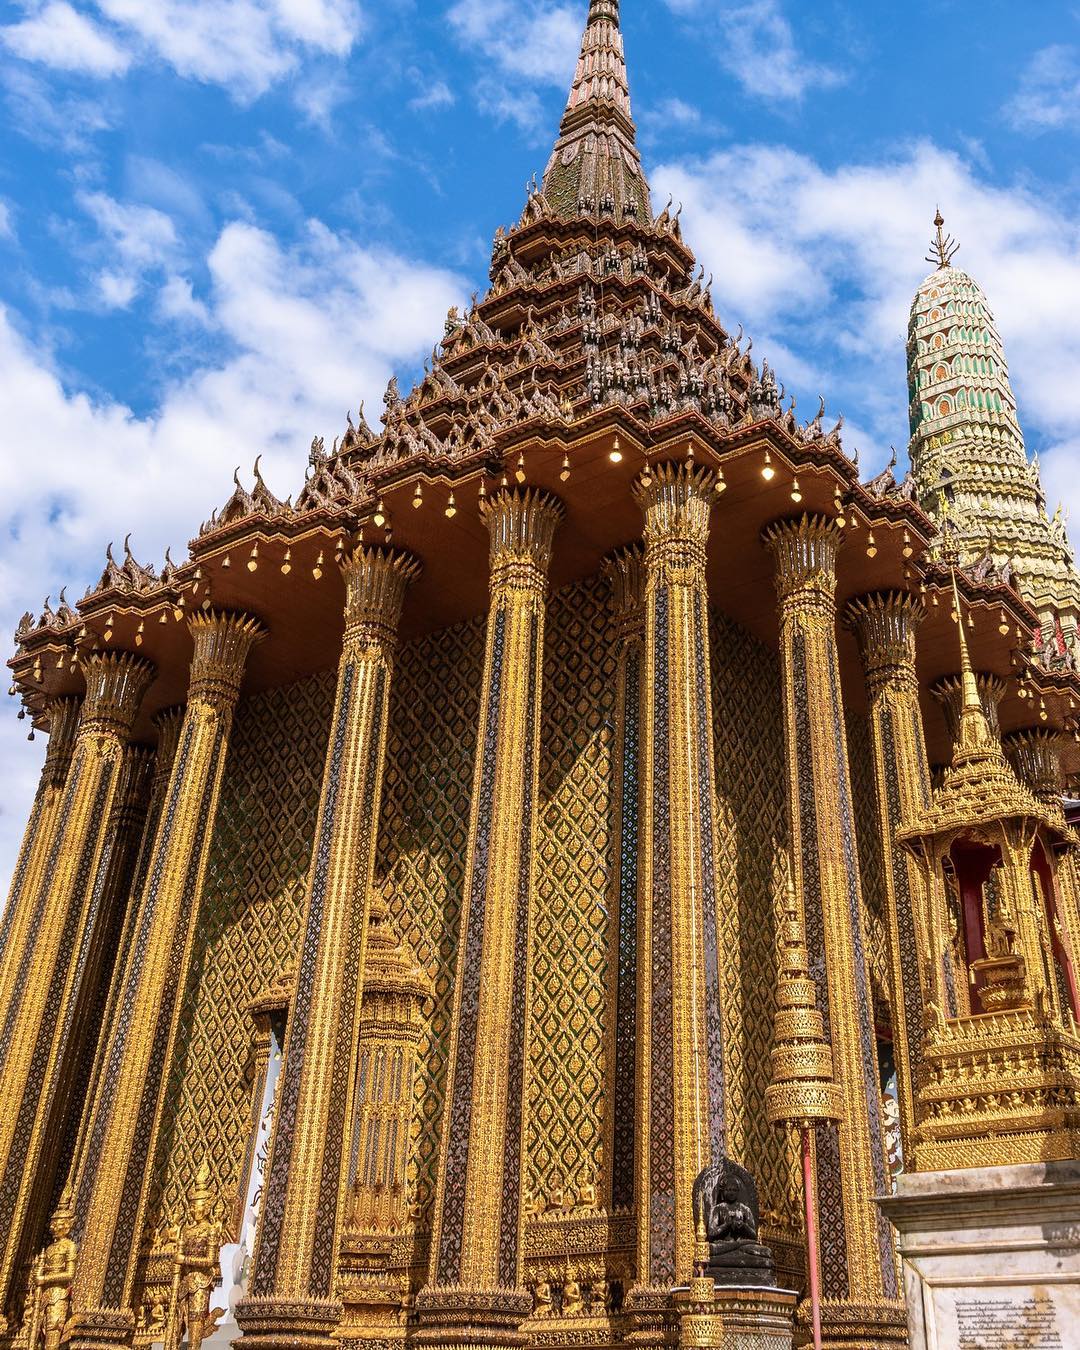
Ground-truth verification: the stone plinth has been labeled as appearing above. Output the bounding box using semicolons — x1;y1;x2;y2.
674;1281;796;1350
878;1161;1080;1349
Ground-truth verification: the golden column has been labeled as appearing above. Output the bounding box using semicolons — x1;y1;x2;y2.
419;487;562;1350
236;548;419;1350
65;612;264;1350
0;652;153;1327
0;696;82;1007
762;516;905;1348
601;544;645;1219
629;463;726;1304
843;592;932;1161
67;708;185;1218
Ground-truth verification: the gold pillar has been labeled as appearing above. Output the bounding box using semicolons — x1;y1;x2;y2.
66;708;185;1227
843;592;932;1161
65;613;263;1350
419;488;562;1350
0;653;153;1327
762;516;905;1348
236;549;419;1350
601;544;645;1220
0;696;81;1022
626;463;726;1313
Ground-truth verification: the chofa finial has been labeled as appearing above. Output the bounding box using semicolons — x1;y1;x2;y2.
926;208;959;269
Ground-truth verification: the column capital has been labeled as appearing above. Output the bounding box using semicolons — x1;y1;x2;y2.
187;610;266;706
1003;726;1065;806
603;543;646;643
43;695;83;786
481;487;563;594
843;590;925;693
78;650;155;740
633;463;716;582
342;546;422;653
762;512;843;608
931;670;1006;745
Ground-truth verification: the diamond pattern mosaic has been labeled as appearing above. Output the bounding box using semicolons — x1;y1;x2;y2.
529;573;617;1204
708;608;796;1217
148;671;336;1233
847;713;891;1025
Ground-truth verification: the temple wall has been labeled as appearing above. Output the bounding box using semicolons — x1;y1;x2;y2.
708;608;799;1242
143;572;807;1274
149;670;336;1237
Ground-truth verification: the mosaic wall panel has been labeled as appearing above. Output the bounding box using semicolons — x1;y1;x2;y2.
374;613;486;1227
707;608;796;1220
846;713;891;1031
148;671;336;1233
529;573;618;1206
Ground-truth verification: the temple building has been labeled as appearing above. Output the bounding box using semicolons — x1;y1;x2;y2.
908;213;1080;663
3;3;1080;1349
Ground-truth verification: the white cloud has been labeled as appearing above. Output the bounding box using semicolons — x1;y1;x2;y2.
1;1;130;76
663;0;843;104
410;79;455;112
2;0;363;101
448;0;579;84
1006;44;1080;132
0;216;464;892
653;139;1080;484
0;201;13;240
157;275;211;325
77;191;180;307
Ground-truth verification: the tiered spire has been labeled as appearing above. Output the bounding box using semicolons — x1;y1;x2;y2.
907;211;1080;657
542;0;650;222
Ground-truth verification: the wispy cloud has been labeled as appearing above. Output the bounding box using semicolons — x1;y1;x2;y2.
76;191;180;308
409;78;455;112
664;0;843;104
1005;44;1080;132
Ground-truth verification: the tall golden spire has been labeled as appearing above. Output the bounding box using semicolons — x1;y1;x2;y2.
541;0;650;222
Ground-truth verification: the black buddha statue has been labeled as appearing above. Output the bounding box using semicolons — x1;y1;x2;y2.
691;1156;776;1288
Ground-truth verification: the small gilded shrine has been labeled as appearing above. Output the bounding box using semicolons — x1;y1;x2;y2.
4;4;1080;1350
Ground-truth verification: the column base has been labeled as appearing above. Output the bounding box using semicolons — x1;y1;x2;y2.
794;1299;908;1350
64;1307;136;1350
623;1285;679;1350
675;1280;797;1350
878;1160;1080;1350
414;1285;531;1350
232;1295;342;1350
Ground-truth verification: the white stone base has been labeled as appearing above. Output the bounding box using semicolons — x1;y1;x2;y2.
878;1160;1080;1349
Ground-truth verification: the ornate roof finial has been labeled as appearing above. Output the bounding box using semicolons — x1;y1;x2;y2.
951;568;994;753
540;0;649;223
926;208;959;269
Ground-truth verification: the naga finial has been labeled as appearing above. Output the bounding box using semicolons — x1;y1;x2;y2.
926;208;959;269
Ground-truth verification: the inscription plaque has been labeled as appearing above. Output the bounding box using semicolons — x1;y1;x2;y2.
948;1292;1063;1349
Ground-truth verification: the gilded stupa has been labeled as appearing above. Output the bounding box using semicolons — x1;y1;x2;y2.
907;211;1080;661
3;6;1080;1350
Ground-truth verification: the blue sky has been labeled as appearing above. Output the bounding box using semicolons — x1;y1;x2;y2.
3;0;1080;884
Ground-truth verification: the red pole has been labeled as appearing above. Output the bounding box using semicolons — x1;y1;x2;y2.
802;1125;823;1350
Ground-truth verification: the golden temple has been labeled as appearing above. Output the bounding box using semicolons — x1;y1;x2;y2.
4;3;1080;1349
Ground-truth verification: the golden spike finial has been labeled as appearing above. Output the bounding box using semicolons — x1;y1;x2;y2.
951;568;995;752
926;208;959;269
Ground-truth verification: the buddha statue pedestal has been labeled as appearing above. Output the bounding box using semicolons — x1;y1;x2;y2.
673;1159;796;1349
674;1280;796;1350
